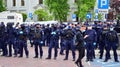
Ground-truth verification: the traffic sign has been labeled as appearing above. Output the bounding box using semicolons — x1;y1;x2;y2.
95;15;98;19
29;13;32;18
98;9;109;14
72;14;76;21
95;9;98;21
98;0;109;9
86;13;92;19
105;14;108;19
95;9;99;13
98;0;109;14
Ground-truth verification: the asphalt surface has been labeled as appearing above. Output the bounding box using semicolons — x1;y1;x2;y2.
0;44;120;67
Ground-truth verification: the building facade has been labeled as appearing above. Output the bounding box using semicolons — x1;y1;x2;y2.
5;0;77;22
67;0;77;22
6;0;43;13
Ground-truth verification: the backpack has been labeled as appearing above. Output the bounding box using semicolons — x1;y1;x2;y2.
66;29;74;39
34;29;41;39
99;30;108;41
107;31;117;42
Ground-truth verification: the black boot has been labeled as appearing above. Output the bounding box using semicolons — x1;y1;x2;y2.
46;57;51;59
104;59;108;62
75;61;79;67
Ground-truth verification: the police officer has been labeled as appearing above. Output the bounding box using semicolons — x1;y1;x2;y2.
41;24;46;46
14;23;20;57
59;24;66;55
18;24;29;58
84;24;97;62
63;24;76;61
96;22;103;49
44;24;51;46
0;22;7;56
104;26;119;62
33;24;43;58
99;24;109;59
46;24;60;60
29;24;35;47
6;23;15;57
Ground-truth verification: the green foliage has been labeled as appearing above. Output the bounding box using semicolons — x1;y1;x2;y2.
34;9;53;21
118;14;120;20
91;11;102;21
0;0;6;12
45;0;69;23
91;10;95;20
21;13;27;22
75;0;96;21
98;13;103;21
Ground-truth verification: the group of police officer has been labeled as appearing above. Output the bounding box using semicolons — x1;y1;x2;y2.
0;21;120;67
0;22;29;58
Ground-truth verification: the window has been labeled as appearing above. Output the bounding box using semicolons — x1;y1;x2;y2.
13;0;16;6
4;0;7;7
74;0;77;3
39;0;43;4
21;0;25;6
7;16;14;19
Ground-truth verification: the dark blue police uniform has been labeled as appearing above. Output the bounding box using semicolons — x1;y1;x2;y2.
104;28;119;62
6;23;15;57
84;28;97;61
18;25;29;58
33;26;43;58
46;26;60;60
63;27;76;61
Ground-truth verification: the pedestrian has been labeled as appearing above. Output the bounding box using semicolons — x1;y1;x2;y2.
6;23;15;57
0;22;7;56
29;24;35;47
75;28;85;67
18;24;29;58
99;24;109;59
33;24;43;58
59;25;66;55
84;24;97;62
63;24;76;61
13;23;20;57
104;26;119;62
44;24;51;46
46;24;60;60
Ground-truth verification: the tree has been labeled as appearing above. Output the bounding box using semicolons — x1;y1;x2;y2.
0;0;6;12
109;0;120;20
75;0;96;21
21;13;27;22
34;9;53;21
45;0;69;23
110;0;120;14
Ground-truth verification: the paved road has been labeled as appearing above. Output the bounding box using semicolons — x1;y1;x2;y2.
0;45;120;67
90;50;120;67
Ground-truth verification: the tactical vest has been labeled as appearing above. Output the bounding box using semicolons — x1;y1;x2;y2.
34;29;41;39
107;31;117;42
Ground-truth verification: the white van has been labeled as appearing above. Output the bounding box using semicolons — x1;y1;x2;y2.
23;21;59;26
0;12;23;26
